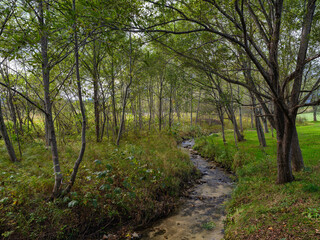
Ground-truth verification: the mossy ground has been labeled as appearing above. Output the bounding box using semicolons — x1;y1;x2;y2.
194;122;320;240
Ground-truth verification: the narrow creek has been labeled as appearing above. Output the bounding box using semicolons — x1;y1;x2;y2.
140;139;233;240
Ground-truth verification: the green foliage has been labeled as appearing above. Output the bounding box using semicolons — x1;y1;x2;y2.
193;135;235;171
202;221;215;230
302;183;320;193
169;122;210;141
0;133;196;239
303;208;320;220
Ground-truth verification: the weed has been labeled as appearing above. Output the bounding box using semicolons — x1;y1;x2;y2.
202;221;215;230
302;183;320;193
303;208;320;219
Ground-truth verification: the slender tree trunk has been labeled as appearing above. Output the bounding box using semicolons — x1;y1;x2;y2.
190;88;193;126
239;105;243;132
6;88;22;158
217;106;226;143
262;112;269;133
111;56;117;139
131;98;137;130
0;100;17;162
250;106;254;129
176;103;180;121
225;104;244;142
195;90;201;125
39;1;62;198
169;83;173;129
148;84;153;131
139;91;142;130
238;86;243;132
313;106;317;121
117;86;130;145
65;0;86;194
100;86;108;142
106;106;110;140
251;94;266;146
255;109;267;147
93;40;100;142
117;32;133;145
159;78;163;131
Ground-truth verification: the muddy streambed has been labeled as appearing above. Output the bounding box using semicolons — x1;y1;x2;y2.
140;139;233;240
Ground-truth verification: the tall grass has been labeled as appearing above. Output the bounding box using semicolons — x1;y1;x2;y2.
0;133;198;239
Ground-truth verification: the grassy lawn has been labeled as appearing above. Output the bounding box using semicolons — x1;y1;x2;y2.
298;111;319;122
194;122;320;240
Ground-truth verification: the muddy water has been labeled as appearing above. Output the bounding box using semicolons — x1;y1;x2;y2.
140;139;233;240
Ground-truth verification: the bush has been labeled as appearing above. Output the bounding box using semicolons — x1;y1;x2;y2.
194;136;235;170
296;116;307;124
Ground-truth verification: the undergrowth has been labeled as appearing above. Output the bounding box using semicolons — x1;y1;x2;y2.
0;133;198;239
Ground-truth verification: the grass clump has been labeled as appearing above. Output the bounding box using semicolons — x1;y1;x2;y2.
193;122;320;240
0;133;198;239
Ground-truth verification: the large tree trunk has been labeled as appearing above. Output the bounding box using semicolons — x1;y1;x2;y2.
274;104;294;184
0;99;17;162
290;126;304;171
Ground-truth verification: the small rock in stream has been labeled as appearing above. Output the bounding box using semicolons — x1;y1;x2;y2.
132;232;141;239
102;234;117;240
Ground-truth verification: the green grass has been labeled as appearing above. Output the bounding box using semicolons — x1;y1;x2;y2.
297;111;320;123
194;123;320;240
0;132;198;239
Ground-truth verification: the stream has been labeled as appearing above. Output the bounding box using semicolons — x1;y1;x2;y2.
140;139;233;240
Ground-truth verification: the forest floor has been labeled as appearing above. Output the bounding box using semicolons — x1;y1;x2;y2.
193;121;320;240
0;129;202;239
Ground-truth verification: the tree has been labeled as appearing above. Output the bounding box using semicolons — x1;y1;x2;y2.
140;0;319;183
0;0;18;162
